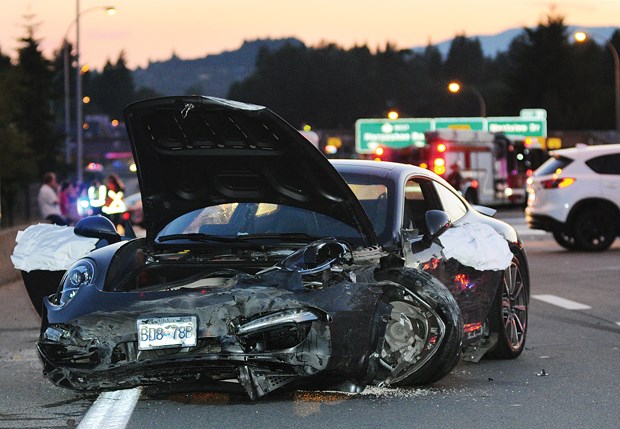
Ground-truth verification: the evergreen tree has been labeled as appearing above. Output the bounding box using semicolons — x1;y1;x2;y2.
0;47;36;226
443;34;490;116
49;41;76;142
88;51;136;120
410;45;447;117
505;12;576;128
444;34;486;84
11;19;61;177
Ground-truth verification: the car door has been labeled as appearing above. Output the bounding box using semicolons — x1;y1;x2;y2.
400;175;449;269
401;175;501;336
587;153;620;207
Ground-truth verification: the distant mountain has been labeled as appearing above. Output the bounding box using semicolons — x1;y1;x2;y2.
412;26;618;58
132;37;304;97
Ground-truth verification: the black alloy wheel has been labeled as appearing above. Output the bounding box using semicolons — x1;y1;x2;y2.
552;230;578;250
375;268;463;386
573;207;616;251
487;254;529;359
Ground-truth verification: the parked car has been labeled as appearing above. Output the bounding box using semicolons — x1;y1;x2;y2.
20;96;529;399
525;143;620;251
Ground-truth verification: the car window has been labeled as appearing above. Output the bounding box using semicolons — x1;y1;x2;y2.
157;203;362;244
433;182;468;222
403;178;437;234
585;154;620;175
534;155;573;176
339;172;395;246
348;183;389;236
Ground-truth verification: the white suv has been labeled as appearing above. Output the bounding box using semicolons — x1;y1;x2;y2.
525;143;620;251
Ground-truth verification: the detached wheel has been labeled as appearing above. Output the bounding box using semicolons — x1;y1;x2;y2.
573;207;616;251
552;231;577;250
375;268;463;386
487;253;529;359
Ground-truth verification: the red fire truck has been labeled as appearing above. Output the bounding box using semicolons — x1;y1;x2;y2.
375;129;547;206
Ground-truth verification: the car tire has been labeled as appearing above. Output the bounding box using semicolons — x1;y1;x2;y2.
374;268;463;386
572;207;616;251
486;253;529;359
552;230;578;250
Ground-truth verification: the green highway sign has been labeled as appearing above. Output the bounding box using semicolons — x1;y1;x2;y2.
487;117;547;138
355;118;433;153
435;117;485;131
355;111;548;153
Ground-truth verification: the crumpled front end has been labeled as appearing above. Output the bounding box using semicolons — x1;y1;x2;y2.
38;265;390;399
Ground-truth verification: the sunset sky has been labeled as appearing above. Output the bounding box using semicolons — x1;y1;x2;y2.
1;0;619;70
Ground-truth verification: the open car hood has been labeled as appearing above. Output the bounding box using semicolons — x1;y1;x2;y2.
124;96;378;247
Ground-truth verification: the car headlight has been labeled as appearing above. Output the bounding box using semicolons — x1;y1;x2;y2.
59;259;95;306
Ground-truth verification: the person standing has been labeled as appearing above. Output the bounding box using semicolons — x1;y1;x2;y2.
103;173;127;233
447;162;464;191
58;179;81;225
37;172;68;225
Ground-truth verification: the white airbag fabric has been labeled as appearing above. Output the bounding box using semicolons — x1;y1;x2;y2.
439;223;513;271
11;224;98;272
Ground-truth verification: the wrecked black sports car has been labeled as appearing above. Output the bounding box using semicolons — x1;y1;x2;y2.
17;96;529;399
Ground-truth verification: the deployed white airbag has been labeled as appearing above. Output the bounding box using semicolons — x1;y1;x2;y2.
11;224;98;272
439;223;513;271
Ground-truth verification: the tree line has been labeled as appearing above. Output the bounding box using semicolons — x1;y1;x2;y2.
229;14;619;131
0;12;618;225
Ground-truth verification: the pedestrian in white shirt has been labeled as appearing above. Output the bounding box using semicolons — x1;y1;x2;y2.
37;172;68;225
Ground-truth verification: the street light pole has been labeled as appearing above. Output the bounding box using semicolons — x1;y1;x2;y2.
448;81;487;117
469;85;487;118
63;0;116;176
63;39;71;165
68;2;115;183
75;0;83;183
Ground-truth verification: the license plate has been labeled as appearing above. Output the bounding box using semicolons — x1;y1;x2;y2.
137;316;197;350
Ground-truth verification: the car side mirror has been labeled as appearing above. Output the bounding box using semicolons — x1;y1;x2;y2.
425;210;452;239
74;215;121;244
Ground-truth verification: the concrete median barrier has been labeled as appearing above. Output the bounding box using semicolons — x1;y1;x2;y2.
0;224;31;285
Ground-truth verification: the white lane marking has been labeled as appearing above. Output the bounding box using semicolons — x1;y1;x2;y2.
78;387;141;429
532;294;591;310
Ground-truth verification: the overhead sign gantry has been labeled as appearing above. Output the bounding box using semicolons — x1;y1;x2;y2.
355;109;547;154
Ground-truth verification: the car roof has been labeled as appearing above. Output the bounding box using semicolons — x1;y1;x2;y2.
550;143;620;160
332;159;432;176
331;159;453;187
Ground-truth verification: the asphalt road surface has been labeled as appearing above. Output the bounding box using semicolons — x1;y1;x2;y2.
1;210;618;429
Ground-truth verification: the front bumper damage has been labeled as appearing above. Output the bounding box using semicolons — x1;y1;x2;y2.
38;271;392;399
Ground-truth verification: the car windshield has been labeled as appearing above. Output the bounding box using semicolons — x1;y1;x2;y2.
156;203;365;246
534;155;573;176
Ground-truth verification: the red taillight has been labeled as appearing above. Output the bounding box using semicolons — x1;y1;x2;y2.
471;179;479;189
374;146;384;161
541;178;575;189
